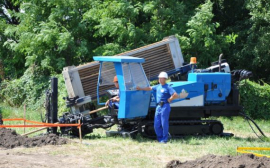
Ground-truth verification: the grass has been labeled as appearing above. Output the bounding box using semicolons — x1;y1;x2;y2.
1;103;270;167
0;103;46;135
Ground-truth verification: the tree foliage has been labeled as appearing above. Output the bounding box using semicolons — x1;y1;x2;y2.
178;0;231;67
0;0;270;114
2;0;268;74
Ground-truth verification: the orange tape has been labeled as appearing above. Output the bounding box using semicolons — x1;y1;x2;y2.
3;118;25;121
1;118;81;128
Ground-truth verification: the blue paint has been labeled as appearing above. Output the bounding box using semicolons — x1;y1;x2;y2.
188;73;231;104
94;56;145;63
94;56;151;119
150;73;231;107
118;90;151;119
150;81;204;107
94;55;232;120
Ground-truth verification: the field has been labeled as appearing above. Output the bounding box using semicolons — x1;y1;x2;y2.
0;104;270;168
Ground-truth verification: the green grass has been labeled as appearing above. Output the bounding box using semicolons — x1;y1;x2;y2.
80;116;270;167
1;103;270;167
0;103;46;135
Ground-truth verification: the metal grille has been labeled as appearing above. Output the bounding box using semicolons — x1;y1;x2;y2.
66;36;179;99
118;44;174;80
78;62;115;98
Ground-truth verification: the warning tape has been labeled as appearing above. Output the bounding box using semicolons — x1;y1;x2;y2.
237;147;270;158
1;118;81;128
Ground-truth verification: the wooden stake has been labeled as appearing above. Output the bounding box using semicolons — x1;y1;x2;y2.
22;122;59;136
22;127;47;136
89;106;108;114
78;120;82;144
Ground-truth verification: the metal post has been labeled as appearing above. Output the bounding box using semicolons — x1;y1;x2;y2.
51;77;58;134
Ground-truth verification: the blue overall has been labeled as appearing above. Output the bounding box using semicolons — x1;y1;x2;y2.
108;100;119;109
108;90;120;109
152;84;176;142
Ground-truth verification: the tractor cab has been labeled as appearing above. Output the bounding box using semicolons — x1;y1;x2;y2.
93;56;151;120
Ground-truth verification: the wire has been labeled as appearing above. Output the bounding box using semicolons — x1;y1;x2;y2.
239;111;267;141
245;115;264;141
241;111;266;137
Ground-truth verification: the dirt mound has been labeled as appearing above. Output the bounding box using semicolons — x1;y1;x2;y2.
0;128;68;149
166;154;270;168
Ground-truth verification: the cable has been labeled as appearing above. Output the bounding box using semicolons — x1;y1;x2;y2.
245;115;264;141
239;111;267;141
240;111;266;137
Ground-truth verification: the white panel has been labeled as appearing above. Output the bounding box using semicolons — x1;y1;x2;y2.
170;95;204;107
70;71;85;97
62;66;85;98
167;36;184;68
62;70;76;98
206;63;231;73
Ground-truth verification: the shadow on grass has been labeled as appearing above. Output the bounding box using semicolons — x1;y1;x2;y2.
58;132;269;146
233;136;270;142
132;133;266;144
83;133;106;140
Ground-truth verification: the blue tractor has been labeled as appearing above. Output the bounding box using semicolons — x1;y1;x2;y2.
88;55;250;138
46;54;252;138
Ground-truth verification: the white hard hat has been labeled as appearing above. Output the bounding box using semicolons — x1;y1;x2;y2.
158;72;168;79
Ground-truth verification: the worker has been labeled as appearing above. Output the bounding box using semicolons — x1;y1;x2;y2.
136;72;178;143
105;76;120;109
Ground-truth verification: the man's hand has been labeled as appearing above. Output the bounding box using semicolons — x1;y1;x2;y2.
105;100;109;107
105;99;110;107
168;92;178;103
136;86;152;91
105;98;116;107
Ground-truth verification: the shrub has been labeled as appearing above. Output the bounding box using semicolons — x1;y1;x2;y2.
0;66;49;110
239;80;270;120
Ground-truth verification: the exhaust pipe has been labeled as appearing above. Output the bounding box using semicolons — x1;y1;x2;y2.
219;54;223;72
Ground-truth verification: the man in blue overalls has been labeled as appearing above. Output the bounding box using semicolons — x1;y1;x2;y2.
137;72;178;143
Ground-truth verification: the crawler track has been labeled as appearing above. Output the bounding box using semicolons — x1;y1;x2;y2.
140;120;224;139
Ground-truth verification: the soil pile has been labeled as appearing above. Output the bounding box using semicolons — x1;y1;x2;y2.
166;154;270;168
0;128;68;149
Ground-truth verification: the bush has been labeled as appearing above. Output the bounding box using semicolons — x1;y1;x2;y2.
0;66;69;115
239;80;270;120
0;66;49;110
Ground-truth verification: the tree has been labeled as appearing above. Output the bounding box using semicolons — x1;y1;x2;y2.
177;0;231;67
239;0;270;81
3;0;203;74
0;0;24;78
